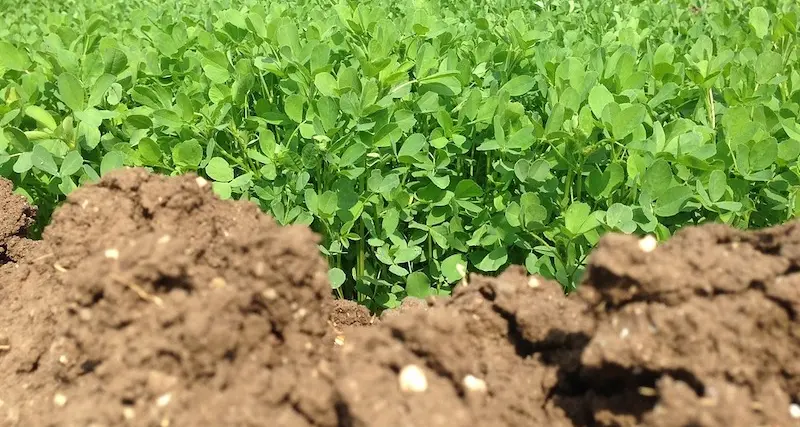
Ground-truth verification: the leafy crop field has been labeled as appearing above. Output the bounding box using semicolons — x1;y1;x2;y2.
1;0;799;310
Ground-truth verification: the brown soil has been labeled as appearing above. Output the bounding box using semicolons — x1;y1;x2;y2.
1;170;798;427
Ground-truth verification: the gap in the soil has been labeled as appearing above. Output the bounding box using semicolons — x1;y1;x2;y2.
153;276;194;294
548;363;705;426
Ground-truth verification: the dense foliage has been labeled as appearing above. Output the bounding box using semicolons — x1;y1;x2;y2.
2;0;799;310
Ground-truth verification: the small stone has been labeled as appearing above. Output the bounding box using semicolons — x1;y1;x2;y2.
620;328;630;339
398;364;428;393
262;288;278;300
104;248;120;260
157;235;171;244
527;276;540;288
790;403;800;419
79;309;92;321
58;355;69;365
254;262;266;277
334;335;345;346
209;277;226;289
195;177;208;188
638;235;658;253
123;407;136;420
156;393;172;407
147;371;178;395
462;375;487;392
53;393;68;407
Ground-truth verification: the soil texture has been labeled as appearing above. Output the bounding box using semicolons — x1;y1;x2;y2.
1;170;798;427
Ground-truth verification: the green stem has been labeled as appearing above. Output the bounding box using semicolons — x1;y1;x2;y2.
562;168;574;207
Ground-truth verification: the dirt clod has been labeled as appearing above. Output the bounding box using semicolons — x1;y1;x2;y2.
1;170;798;427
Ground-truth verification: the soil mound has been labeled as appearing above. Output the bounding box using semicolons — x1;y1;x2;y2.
2;169;335;426
1;169;798;427
0;178;38;264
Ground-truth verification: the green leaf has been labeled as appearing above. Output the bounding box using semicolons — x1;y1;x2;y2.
588;84;614;119
777;139;800;162
304;189;318;213
749;7;770;38
339;142;366;168
138;138;162;164
514;159;531;183
126;115;153;129
406;272;431;298
587;163;624;198
57;73;86;111
285;94;305;123
103;48;128;75
24;106;57;131
611;104;647;140
398;133;427;161
528;159;551;182
318;190;338;216
206;157;234;182
383;209;399;235
708;170;726;202
58;176;77;195
564;202;600;236
213;182;232;199
654;185;694;217
88;74;117;108
500;75;536;96
750;138;778;171
172;140;203;169
100;151;126;176
642;159;673;196
31;145;58;176
314;73;338;97
605;203;636;233
419;73;461;96
395;246;422;263
471;247;508;272
13;152;32;174
525;253;539;275
328;268;346;290
153;109;183;129
60;151;83;177
454;179;482;198
201;53;230;83
441;254;467;283
0;41;30;70
507;126;535;150
755;51;782;85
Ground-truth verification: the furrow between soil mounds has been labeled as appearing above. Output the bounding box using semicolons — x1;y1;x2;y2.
331;266;593;427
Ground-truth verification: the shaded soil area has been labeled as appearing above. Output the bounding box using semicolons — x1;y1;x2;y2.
1;169;798;427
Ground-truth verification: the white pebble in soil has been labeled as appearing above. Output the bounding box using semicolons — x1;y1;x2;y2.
462;375;487;392
638;235;657;253
398;364;428;393
789;403;800;419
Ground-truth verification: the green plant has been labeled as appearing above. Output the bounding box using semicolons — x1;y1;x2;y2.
1;0;799;311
